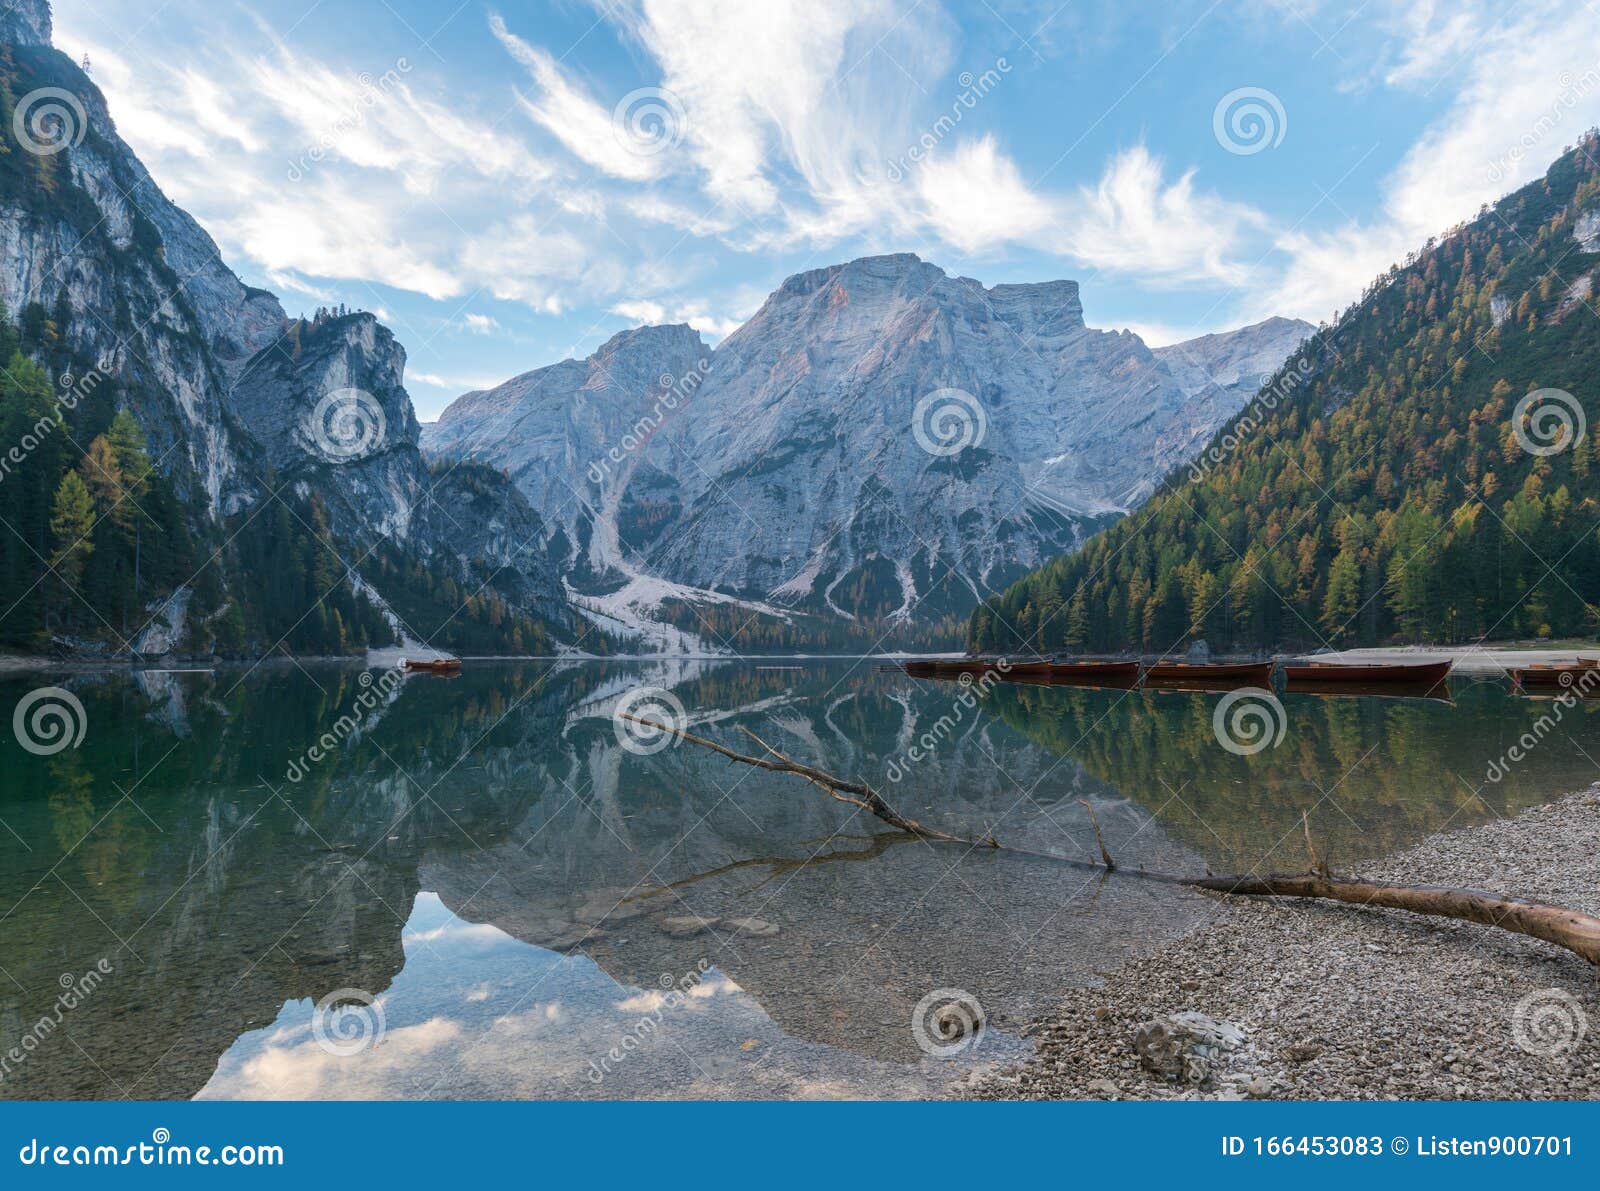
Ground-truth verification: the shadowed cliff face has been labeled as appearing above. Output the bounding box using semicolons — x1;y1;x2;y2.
424;254;1311;627
1;662;1586;1099
0;12;577;650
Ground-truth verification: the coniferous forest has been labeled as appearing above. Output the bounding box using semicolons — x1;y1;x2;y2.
970;135;1600;657
0;299;403;656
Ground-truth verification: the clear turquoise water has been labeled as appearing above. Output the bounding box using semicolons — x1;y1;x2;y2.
1;661;1591;1099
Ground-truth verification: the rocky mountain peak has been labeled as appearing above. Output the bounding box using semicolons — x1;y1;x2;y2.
742;253;1086;355
426;253;1311;641
592;321;708;375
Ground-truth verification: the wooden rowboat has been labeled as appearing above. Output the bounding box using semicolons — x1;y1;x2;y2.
1282;659;1451;686
998;660;1057;676
1283;678;1453;703
927;659;1008;678
1044;660;1142;681
400;656;462;673
1511;663;1600;692
1144;660;1275;685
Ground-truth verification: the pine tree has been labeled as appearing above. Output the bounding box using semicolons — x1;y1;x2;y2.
48;470;96;618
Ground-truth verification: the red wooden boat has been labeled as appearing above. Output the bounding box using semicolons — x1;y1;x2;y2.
1511;662;1600;692
1046;660;1142;681
400;656;462;673
1283;678;1452;703
998;660;1058;677
929;659;1007;677
1144;660;1275;685
1282;659;1451;686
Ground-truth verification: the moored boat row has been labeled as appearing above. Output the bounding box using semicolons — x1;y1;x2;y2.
902;651;1600;697
901;655;1457;693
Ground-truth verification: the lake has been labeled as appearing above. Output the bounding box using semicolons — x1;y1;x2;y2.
1;660;1593;1099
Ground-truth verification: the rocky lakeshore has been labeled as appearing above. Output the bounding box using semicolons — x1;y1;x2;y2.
958;789;1600;1101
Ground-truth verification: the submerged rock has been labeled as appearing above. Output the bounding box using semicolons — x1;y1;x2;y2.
722;916;780;938
656;915;719;938
1133;1011;1246;1085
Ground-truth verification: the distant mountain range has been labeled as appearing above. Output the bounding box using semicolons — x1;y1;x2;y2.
424;255;1309;650
970;134;1600;657
0;0;1313;660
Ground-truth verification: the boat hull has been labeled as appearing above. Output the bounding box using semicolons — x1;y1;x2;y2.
401;658;462;674
1044;660;1142;681
1144;661;1275;685
1282;660;1451;686
1284;678;1452;702
1512;665;1600;694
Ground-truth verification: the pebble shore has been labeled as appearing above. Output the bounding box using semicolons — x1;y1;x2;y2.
958;788;1600;1100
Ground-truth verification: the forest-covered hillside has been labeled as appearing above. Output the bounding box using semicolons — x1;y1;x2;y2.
971;133;1600;656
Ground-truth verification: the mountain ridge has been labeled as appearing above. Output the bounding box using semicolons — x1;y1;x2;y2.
424;252;1311;649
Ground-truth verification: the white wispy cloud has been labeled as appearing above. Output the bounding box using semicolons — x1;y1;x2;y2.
610;297;746;339
1261;0;1600;321
57;19;630;316
489;11;667;183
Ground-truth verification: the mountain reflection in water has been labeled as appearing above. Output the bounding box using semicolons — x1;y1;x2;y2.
1;661;1590;1099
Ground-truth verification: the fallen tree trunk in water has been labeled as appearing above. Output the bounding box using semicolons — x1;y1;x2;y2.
622;713;1600;969
1191;873;1600;966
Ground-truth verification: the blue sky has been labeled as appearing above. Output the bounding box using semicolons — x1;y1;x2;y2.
50;0;1600;418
